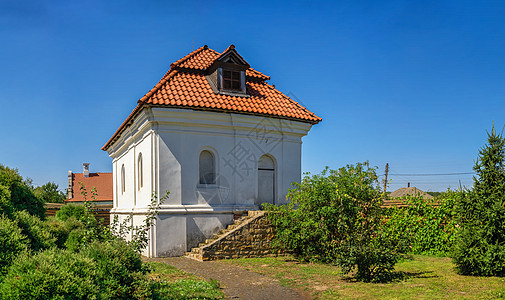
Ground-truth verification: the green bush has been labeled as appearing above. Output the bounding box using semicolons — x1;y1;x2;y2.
0;248;98;299
453;125;505;276
0;184;13;217
64;227;87;252
13;210;56;251
45;216;81;248
0;241;151;299
0;215;29;276
266;162;400;282
55;204;89;222
80;239;148;298
0;165;45;219
382;191;460;256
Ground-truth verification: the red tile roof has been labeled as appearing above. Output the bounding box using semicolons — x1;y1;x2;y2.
67;173;113;202
102;45;321;151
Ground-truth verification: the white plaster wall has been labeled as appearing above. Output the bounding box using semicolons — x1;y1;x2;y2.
154;109;308;209
107;106;314;257
116;147;135;210
134;132;155;208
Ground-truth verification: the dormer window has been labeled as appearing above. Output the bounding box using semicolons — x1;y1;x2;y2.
223;70;241;90
206;45;249;97
213;67;246;95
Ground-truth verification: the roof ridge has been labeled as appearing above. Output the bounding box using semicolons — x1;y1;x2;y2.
138;69;178;103
264;82;321;122
217;44;250;67
171;45;209;68
217;44;235;60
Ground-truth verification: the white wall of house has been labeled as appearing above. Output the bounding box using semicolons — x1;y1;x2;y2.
106;106;313;257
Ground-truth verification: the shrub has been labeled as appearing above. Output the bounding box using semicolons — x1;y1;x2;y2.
45;216;85;249
55;204;89;222
266;162;400;282
0;184;13;217
0;215;29;276
64;227;87;252
382;191;460;256
80;239;148;299
0;241;152;299
13;210;56;251
453;125;505;276
0;248;98;299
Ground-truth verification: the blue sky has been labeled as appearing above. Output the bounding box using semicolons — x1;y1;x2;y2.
1;0;504;192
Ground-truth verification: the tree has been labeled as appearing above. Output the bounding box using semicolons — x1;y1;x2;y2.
266;162;400;282
0;165;45;219
33;182;66;203
453;125;505;276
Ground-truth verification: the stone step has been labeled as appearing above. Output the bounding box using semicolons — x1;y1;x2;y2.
185;210;266;262
184;253;203;261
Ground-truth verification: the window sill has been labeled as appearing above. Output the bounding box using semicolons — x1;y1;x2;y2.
196;184;218;189
217;90;249;98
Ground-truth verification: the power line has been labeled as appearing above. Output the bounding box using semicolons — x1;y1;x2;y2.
388;172;475;176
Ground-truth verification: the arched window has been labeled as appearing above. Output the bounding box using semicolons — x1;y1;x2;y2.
199;150;215;184
138;153;143;190
121;164;125;195
258;155;275;206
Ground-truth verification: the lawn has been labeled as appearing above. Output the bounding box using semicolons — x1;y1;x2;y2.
222;255;505;299
146;262;224;299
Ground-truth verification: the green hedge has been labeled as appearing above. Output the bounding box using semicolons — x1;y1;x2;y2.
382;192;462;256
0;240;150;299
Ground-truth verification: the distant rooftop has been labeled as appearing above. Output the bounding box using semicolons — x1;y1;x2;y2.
66;172;113;203
388;187;434;200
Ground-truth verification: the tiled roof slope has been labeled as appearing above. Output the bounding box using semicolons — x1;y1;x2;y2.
67;173;113;202
102;45;321;151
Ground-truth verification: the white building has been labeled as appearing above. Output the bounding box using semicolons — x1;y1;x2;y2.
102;45;321;257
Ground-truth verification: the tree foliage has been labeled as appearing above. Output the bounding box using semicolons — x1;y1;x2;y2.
33;182;66;204
266;162;400;282
453;125;505;276
0;165;45;219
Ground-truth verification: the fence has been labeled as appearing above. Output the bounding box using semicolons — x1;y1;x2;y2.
45;203;113;226
381;199;441;208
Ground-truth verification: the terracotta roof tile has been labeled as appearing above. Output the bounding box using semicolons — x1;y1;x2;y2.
67;173;113;202
103;45;321;151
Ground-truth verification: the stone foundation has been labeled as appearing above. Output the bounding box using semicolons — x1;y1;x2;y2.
186;211;287;261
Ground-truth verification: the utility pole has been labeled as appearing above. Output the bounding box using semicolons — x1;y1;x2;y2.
383;163;389;198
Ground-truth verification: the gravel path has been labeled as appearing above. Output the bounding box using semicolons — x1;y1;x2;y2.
150;257;311;300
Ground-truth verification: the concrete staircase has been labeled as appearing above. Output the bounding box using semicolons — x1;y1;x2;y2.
185;210;267;261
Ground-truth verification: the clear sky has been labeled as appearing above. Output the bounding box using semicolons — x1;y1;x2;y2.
1;0;504;193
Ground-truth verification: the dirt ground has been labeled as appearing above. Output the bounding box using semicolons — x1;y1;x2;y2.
150;257;312;300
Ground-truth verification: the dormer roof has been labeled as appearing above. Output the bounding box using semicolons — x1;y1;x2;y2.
102;45;322;151
215;44;250;67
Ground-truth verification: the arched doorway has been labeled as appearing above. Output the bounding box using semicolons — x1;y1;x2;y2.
257;155;275;207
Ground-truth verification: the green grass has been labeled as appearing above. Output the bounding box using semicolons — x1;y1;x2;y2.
146;262;224;299
222;255;505;299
